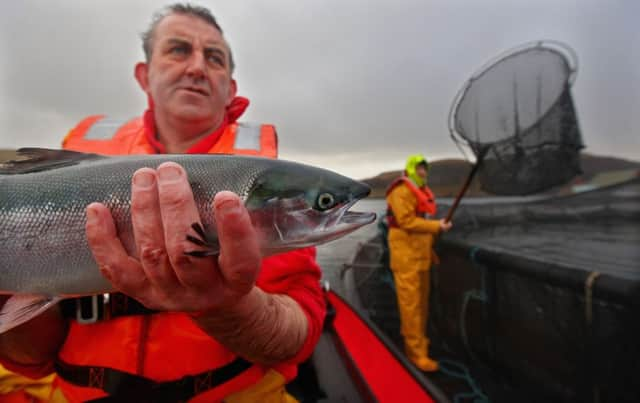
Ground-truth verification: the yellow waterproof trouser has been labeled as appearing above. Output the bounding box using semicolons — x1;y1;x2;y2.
390;267;431;361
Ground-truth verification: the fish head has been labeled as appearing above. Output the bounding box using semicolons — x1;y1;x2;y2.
245;162;376;255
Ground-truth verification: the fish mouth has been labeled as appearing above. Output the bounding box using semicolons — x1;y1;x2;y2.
255;197;377;256
322;199;375;235
319;181;374;239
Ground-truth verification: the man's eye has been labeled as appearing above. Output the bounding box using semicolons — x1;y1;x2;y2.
170;46;189;55
206;54;224;66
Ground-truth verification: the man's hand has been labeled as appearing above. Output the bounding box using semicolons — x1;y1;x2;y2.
85;162;261;313
439;218;453;233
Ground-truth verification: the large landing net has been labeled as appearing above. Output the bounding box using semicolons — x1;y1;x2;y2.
449;40;584;197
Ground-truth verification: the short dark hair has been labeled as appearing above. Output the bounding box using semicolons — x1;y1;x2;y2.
140;3;235;72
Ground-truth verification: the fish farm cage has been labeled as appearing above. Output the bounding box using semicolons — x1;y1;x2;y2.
345;177;640;403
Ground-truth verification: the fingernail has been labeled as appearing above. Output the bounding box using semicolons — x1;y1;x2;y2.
158;165;182;182
87;207;98;221
133;170;155;188
217;198;240;214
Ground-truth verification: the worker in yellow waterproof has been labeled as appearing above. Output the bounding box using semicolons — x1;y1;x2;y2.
385;154;452;372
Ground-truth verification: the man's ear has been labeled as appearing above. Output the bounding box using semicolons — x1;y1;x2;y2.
227;79;238;105
134;62;150;93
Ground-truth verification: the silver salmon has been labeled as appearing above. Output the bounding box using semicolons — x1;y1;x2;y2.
0;148;375;332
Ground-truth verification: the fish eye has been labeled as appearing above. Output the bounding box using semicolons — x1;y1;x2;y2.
316;192;336;211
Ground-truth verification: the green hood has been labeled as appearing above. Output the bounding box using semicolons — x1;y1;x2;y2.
405;154;429;187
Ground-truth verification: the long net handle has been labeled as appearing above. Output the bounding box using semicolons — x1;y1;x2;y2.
444;149;487;223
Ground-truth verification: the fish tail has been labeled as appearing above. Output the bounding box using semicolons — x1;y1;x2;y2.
0;294;61;334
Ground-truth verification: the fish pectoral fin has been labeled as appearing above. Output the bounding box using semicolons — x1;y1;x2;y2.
0;148;105;175
185;222;220;258
0;294;62;334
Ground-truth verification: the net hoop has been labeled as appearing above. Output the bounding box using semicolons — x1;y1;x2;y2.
448;40;579;157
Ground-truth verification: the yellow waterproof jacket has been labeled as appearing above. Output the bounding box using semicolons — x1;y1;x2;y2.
386;183;441;272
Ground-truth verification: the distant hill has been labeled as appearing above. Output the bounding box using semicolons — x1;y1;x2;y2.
361;153;640;198
577;154;640;178
0;149;17;161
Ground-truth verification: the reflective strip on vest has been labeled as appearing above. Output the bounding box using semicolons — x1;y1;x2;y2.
233;123;262;151
84;117;130;140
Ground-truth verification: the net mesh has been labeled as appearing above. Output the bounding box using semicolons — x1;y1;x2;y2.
451;42;584;195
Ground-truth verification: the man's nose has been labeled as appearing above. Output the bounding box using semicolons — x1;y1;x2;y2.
185;51;206;78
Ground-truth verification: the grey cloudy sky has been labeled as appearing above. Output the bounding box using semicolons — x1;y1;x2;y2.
0;0;638;179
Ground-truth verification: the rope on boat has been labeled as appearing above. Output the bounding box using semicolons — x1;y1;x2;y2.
584;271;602;403
438;359;490;403
459;246;488;365
442;245;491;403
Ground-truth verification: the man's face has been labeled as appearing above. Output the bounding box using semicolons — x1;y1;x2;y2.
136;14;237;126
416;164;428;180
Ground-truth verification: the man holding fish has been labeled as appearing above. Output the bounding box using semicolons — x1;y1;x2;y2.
0;4;375;402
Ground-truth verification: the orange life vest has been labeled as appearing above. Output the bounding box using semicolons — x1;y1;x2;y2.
55;115;283;402
62;115;278;158
385;176;437;228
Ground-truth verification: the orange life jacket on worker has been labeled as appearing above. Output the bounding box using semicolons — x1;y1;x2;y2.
62;97;277;158
52;97;322;402
385;176;437;228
